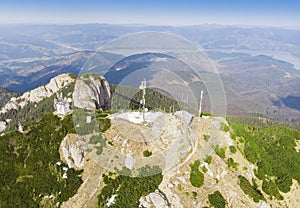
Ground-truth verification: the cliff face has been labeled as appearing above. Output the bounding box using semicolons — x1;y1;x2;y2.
73;74;111;111
0;73;75;114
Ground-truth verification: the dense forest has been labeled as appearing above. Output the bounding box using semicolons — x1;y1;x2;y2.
98;166;163;208
227;115;300;131
0;87;18;108
110;84;181;113
230;122;300;200
0;113;82;207
0;82;75;131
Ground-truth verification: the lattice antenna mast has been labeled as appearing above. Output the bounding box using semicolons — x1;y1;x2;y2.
139;79;147;122
181;93;189;110
199;91;204;117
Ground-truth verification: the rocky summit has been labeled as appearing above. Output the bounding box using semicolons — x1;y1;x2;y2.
73;74;111;111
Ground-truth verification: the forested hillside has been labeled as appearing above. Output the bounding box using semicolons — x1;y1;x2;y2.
0;113;82;207
0;87;18;108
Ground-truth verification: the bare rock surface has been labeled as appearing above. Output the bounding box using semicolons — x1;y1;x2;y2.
73;74;111;111
0;121;7;132
60;113;300;208
60;134;87;169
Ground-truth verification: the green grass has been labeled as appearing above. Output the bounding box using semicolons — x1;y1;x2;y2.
201;112;213;116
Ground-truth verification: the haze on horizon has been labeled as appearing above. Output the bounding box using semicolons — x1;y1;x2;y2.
1;0;300;28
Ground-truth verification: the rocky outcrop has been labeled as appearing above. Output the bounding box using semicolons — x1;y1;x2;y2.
73;74;111;111
0;73;75;114
139;189;171;208
0;121;7;133
60;134;87;169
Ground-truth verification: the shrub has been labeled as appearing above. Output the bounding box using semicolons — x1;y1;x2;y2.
203;134;210;141
262;179;283;200
208;191;227;208
143;150;152;157
238;175;265;203
189;160;204;188
220;122;230;132
214;146;226;159
229;145;237;154
202;166;208;173
204;155;212;164
227;158;239;170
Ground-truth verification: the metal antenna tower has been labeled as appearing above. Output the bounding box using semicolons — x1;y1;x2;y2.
139;79;147;122
181;93;189;110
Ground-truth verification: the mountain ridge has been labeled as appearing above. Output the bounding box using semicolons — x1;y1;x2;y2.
0;71;299;207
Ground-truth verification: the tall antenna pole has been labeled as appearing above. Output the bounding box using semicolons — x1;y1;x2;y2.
139;79;146;122
199;91;203;117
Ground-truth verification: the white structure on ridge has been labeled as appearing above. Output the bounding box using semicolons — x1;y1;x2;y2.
198;90;204;117
54;92;71;115
139;79;147;122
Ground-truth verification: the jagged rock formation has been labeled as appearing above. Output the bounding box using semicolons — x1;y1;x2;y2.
73;74;111;111
0;121;7;133
60;134;87;169
139;189;171;208
0;73;75;114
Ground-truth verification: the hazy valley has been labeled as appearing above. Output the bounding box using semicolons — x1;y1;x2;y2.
1;24;299;121
0;24;300;208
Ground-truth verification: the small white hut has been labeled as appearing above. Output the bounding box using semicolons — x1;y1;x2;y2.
54;92;71;115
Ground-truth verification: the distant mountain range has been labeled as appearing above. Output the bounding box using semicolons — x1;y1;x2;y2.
0;24;299;121
0;51;90;92
104;51;299;121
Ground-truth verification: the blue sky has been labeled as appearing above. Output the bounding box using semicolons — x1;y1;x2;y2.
1;0;300;27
